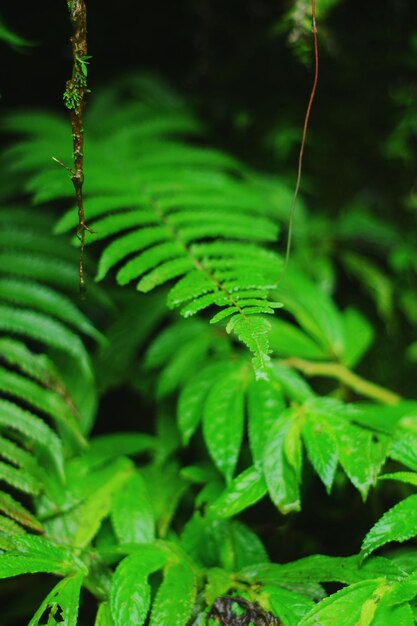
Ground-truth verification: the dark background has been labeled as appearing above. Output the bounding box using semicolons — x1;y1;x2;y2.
1;0;415;199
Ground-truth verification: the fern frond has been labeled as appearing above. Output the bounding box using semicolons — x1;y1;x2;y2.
0;491;44;532
4;83;287;377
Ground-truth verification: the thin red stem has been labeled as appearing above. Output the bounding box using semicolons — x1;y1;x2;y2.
284;0;319;270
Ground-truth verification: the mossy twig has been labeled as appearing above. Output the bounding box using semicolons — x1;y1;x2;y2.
64;0;91;293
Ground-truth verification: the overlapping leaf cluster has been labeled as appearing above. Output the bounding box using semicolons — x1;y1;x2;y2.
1;78;417;626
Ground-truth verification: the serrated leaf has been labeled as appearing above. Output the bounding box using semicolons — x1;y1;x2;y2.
203;373;245;482
386;570;417;606
229;520;269;568
177;363;225;445
371;601;415;626
247;378;285;466
361;495;417;560
265;585;314;626
379;472;417;487
332;418;389;499
209;466;267;518
111;471;155;544
239;554;404;587
71;459;133;548
28;573;84;626
110;547;167;626
142;463;188;537
390;430;417;472
229;315;272;380
304;398;390;499
298;580;386;626
95;602;115;626
0;535;77;579
204;568;234;605
262;408;302;514
301;416;338;492
149;560;197;626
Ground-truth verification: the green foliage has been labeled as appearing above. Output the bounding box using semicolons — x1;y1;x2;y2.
0;73;416;626
3;82;286;378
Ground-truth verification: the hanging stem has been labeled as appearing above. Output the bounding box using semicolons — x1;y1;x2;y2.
284;0;319;270
63;0;91;293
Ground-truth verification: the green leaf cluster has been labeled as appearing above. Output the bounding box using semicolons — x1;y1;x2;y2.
0;75;417;626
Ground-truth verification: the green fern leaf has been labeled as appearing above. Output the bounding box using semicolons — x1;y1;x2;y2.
96;226;170;280
0;305;90;372
0;278;103;342
0;514;27;538
117;242;184;285
0;490;43;532
138;257;194;292
0;434;42;470
55;193;150;233
0;534;77;578
0;399;64;477
0;461;42;495
0;366;83;441
0;337;57;386
228;315;273;379
6;85;287;376
86;210;158;243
